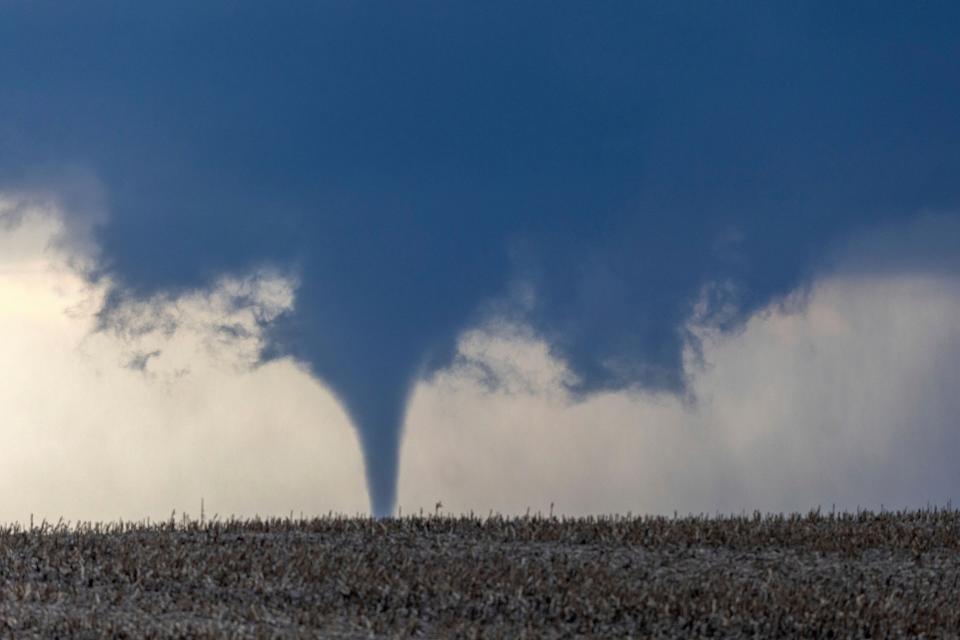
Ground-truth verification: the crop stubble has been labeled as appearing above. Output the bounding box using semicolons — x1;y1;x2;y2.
0;508;958;638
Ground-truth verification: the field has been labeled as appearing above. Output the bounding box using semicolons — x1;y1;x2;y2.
1;508;959;638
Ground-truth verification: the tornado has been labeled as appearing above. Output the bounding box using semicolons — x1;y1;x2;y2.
3;3;959;519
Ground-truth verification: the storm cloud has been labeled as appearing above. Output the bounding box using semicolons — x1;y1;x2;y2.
2;3;959;515
402;228;960;515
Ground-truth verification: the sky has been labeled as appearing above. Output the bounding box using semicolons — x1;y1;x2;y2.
1;3;959;519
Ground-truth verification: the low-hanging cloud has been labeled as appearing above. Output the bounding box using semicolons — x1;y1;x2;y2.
400;267;960;516
0;197;367;524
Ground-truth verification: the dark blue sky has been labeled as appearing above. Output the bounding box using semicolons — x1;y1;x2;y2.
2;2;959;514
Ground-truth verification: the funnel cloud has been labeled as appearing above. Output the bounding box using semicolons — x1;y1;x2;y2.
2;3;959;515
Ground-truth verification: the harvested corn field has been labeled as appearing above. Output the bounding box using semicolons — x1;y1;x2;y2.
1;508;959;638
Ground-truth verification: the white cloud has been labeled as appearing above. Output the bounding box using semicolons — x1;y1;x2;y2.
0;196;368;524
4;192;959;522
400;272;960;516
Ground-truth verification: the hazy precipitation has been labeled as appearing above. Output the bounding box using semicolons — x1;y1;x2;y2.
3;199;960;521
